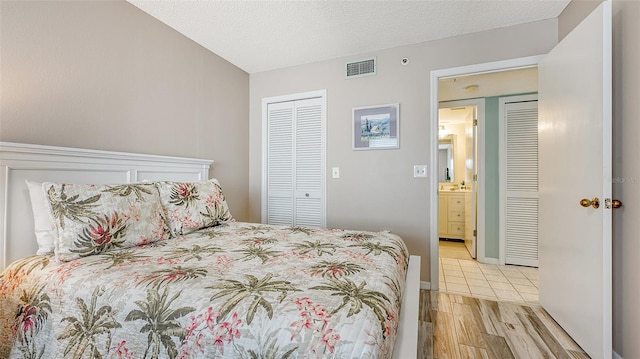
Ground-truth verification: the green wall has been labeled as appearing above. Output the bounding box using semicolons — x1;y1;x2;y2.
484;97;501;259
482;93;537;260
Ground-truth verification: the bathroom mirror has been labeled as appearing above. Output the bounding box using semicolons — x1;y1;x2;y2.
438;136;454;183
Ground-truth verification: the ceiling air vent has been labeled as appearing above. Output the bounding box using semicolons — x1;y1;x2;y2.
345;57;376;79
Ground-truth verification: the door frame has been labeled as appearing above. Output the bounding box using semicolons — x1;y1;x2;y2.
261;89;327;225
429;56;543;290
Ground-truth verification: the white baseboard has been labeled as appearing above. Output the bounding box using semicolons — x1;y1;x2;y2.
420;281;430;290
614;350;622;359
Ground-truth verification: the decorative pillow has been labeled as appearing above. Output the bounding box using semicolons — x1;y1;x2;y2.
25;180;55;255
155;178;233;235
42;182;172;261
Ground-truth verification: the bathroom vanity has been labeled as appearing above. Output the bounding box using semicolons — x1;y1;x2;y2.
438;191;466;240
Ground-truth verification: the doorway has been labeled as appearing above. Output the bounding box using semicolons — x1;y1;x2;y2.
430;56;543;300
437;100;480;260
431;3;612;356
437;93;540;303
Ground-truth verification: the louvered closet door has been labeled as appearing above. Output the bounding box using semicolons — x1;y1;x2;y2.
266;97;325;227
504;99;539;267
294;98;324;227
267;102;295;225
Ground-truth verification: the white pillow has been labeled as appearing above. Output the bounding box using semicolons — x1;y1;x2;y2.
25;180;55;255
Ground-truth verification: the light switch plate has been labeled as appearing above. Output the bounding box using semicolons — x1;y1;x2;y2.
332;167;340;179
413;165;427;178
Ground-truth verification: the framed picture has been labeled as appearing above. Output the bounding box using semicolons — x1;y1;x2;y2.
352;103;399;150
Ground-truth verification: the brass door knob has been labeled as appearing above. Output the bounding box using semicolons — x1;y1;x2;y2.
612;199;623;208
580;197;600;209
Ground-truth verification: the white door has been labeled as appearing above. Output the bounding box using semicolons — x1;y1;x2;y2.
265;96;326;227
464;108;477;258
538;2;612;358
500;96;539;267
293;98;325;227
266;101;295;225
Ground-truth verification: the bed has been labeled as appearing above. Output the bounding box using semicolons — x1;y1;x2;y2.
0;142;420;359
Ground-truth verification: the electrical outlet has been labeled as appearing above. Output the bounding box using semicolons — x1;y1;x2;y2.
332;167;340;179
413;165;427;178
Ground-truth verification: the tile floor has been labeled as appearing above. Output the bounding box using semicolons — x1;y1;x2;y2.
438;240;539;304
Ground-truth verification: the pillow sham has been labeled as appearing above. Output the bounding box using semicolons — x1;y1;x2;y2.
25;180;55;255
42;182;172;261
155;178;233;235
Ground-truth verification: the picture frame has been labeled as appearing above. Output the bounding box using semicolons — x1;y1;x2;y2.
352;103;400;150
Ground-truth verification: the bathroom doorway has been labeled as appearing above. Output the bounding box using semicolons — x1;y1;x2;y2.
437;100;481;260
434;63;541;303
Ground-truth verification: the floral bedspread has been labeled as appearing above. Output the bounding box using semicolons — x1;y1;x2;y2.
0;222;409;359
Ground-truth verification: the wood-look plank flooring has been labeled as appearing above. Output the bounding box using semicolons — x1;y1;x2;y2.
417;290;589;359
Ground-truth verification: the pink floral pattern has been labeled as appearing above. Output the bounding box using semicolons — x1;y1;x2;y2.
0;221;408;358
179;308;243;358
156;179;233;236
42;182;171;261
114;340;136;359
290;296;341;355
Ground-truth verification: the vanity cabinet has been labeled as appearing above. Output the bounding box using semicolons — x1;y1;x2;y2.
438;192;466;240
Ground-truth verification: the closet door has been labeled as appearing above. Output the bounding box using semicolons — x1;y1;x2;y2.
265;96;325;227
294;98;324;227
266;102;295;225
500;96;539;267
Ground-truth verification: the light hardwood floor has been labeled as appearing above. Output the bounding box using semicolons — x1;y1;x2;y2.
417;290;589;359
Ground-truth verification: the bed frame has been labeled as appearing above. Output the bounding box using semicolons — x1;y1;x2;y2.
0;141;420;358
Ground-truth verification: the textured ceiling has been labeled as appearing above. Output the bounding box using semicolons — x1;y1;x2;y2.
128;0;569;74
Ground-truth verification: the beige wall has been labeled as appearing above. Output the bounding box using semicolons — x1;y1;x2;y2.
559;1;640;357
611;3;640;357
0;1;250;220
611;3;640;356
249;19;558;280
558;0;603;41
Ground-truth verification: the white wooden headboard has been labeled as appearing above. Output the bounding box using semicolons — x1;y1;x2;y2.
0;142;213;270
